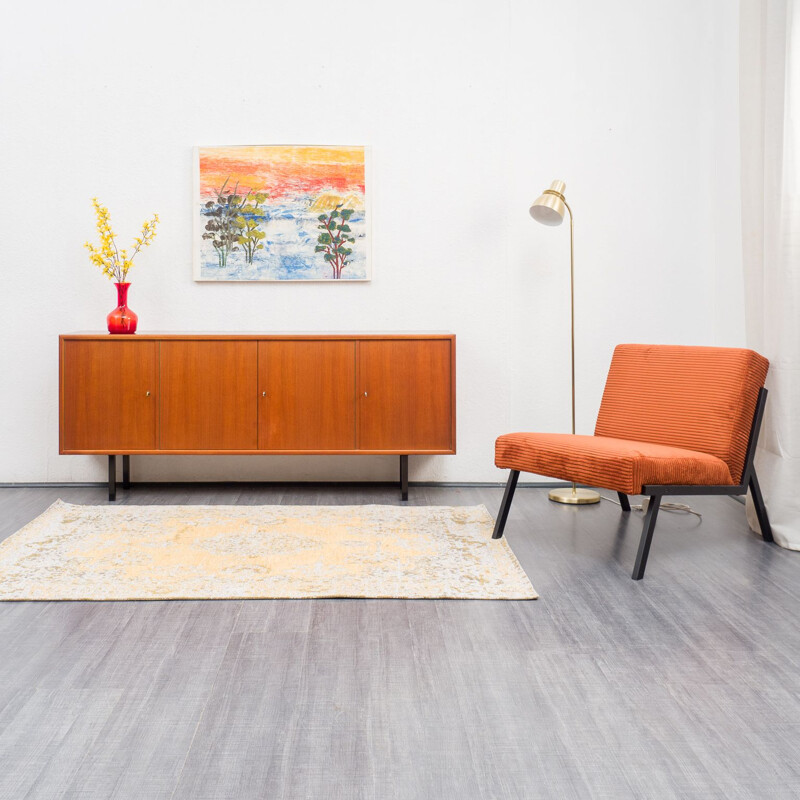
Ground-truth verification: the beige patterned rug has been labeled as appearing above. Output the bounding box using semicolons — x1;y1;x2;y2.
0;501;536;601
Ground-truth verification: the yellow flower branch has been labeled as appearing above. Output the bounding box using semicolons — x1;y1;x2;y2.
84;198;159;282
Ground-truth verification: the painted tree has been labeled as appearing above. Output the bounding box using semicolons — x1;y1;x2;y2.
315;205;356;279
235;191;269;264
201;178;245;268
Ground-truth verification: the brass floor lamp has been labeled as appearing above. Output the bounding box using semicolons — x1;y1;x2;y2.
530;180;600;505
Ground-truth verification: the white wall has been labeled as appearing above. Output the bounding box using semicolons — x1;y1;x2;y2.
0;0;744;484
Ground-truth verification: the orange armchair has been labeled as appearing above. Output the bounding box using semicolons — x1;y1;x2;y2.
492;344;773;579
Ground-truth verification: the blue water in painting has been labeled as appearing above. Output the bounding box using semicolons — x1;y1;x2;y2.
198;196;368;281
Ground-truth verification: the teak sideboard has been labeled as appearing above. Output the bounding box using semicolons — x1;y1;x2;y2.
59;333;456;500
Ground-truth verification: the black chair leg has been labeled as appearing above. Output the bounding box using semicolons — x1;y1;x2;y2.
617;492;631;512
749;471;773;543
632;495;661;580
492;470;520;539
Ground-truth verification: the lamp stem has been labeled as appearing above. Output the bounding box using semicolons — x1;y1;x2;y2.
564;199;575;437
540;187;600;506
565;199;576;495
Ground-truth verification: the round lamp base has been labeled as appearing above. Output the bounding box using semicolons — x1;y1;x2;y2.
548;487;601;505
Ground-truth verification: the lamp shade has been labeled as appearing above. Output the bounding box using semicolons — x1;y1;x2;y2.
529;180;567;226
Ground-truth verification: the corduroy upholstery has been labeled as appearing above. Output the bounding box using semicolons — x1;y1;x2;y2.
594;344;769;484
494;433;733;495
495;344;769;494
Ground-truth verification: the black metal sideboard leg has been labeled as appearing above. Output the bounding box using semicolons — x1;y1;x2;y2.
108;455;117;502
400;455;408;501
122;455;131;490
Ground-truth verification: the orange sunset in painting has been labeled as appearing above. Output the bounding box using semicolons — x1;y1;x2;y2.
194;145;368;281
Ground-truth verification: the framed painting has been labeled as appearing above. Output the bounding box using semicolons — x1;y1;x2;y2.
193;144;370;281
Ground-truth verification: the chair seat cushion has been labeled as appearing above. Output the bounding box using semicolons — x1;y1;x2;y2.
495;433;734;495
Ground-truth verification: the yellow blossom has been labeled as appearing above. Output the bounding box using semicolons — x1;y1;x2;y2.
85;199;159;282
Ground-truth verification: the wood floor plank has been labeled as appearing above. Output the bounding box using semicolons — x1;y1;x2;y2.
57;600;241;799
0;687;124;800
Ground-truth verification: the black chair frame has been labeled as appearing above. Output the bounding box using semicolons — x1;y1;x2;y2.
492;388;773;580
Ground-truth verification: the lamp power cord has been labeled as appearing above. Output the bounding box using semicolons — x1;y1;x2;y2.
601;494;702;520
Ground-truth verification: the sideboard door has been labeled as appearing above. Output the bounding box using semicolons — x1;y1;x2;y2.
160;341;257;450
358;339;453;452
61;340;157;452
258;340;356;450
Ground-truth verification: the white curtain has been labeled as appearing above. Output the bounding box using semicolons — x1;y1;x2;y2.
740;0;800;549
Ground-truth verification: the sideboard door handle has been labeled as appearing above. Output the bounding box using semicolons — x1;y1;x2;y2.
363;391;368;398
145;391;151;397
262;391;267;397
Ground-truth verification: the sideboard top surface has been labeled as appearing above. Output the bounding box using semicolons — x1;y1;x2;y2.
61;331;455;341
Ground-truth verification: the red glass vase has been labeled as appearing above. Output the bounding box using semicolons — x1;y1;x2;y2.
107;282;138;334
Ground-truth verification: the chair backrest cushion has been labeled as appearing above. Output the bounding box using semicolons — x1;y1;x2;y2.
594;344;768;484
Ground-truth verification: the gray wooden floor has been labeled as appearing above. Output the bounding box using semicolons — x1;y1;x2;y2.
0;483;798;799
